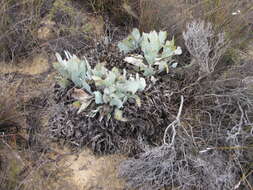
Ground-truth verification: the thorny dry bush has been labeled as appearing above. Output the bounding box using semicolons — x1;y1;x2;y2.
0;0;54;62
118;61;253;190
119;145;240;190
183;20;229;75
0;0;107;62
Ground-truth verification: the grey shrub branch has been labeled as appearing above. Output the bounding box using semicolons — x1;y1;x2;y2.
183;20;229;74
163;95;184;146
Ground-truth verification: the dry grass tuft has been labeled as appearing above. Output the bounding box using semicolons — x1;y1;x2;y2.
0;76;24;137
0;0;103;63
0;0;54;62
85;0;137;26
0;76;26;190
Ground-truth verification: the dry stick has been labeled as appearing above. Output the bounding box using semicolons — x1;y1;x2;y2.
234;169;253;190
163;95;184;146
233;155;253;190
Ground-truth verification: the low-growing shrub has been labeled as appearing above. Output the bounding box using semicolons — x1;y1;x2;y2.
118;28;182;76
49;32;182;154
54;51;146;121
183;20;229;75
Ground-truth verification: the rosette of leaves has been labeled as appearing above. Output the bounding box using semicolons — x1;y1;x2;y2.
54;51;93;93
91;63;146;121
118;29;182;76
117;28;142;54
53;52;146;121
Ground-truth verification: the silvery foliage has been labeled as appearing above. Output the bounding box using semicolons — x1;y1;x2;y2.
118;28;182;76
92;63;146;121
118;28;142;54
183;20;229;74
54;51;93;93
54;52;146;121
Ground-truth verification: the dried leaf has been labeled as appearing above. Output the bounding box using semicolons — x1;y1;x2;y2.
72;88;93;113
114;109;128;122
